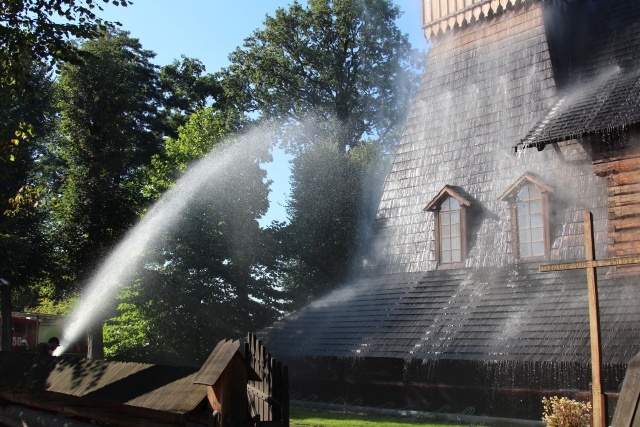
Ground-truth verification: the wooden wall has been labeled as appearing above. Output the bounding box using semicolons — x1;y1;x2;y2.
245;333;289;427
283;355;626;422
593;129;640;266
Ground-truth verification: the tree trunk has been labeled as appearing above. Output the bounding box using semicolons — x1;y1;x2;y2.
0;282;12;351
87;323;104;359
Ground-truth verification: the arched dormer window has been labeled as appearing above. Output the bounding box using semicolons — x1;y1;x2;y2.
499;173;554;259
424;186;472;265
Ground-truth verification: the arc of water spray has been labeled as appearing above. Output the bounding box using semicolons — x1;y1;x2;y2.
56;135;269;355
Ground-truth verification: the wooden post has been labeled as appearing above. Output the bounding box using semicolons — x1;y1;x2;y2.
540;211;640;427
193;340;261;427
583;211;606;427
245;332;290;427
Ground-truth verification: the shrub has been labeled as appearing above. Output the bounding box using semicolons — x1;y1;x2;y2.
542;396;591;427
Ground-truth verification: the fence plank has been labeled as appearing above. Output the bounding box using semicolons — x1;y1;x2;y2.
245;333;289;426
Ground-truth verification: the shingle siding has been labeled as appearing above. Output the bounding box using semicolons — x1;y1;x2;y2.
367;3;607;275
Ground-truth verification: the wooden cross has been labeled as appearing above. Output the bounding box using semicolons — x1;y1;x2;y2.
540;210;640;427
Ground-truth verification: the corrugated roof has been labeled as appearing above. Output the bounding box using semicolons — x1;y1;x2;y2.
260;265;640;365
0;354;206;414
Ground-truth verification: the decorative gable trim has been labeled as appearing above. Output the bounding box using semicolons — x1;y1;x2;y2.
422;0;536;40
424;185;472;212
498;172;554;202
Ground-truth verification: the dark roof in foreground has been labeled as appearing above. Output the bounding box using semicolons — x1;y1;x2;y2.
193;339;242;386
260;264;640;365
193;339;260;386
0;353;206;414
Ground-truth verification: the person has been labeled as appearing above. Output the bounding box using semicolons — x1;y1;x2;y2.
35;342;50;356
47;337;60;355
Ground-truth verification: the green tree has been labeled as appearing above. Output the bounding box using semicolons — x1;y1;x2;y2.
49;30;163;357
141;106;242;200
0;0;132;195
223;0;422;303
0;0;130;91
158;56;223;138
283;138;390;306
0;66;54;350
224;0;421;153
104;109;283;364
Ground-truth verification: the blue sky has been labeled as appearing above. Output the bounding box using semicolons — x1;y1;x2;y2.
98;1;428;224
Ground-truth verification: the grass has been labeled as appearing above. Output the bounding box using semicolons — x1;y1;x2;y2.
290;407;469;427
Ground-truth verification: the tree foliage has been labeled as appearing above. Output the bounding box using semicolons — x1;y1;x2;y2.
49;30;163;293
224;0;422;153
1;0;131;163
105;112;283;364
44;31;166;358
283;136;390;306
142;106;242;200
0;67;53;218
0;65;54;350
0;0;130;90
225;0;421;303
158;56;224;138
0;0;424;362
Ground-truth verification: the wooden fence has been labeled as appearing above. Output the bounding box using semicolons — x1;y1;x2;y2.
244;333;289;427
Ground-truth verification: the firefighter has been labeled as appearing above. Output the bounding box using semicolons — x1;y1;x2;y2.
47;337;60;355
35;342;50;356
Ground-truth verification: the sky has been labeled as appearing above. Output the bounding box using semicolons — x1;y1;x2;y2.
98;0;428;225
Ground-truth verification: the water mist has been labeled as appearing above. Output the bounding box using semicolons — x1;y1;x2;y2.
56;125;274;355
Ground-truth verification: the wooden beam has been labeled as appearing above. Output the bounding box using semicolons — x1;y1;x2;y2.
537;211;640;427
0;387;187;427
0;405;95;427
539;255;640;272
583;211;606;427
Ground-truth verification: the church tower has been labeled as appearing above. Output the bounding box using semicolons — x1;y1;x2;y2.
262;1;640;421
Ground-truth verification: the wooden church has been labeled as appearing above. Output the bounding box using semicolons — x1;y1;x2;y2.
260;0;640;422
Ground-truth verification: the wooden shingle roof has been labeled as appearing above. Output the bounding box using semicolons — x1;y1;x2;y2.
0;354;206;415
519;67;640;149
260;0;640;372
260;265;640;364
518;0;640;149
193;339;260;386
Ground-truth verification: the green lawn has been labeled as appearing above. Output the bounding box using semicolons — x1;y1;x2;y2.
290;407;469;427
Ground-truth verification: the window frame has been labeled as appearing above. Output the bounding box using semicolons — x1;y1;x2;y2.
424;186;471;265
499;173;554;260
